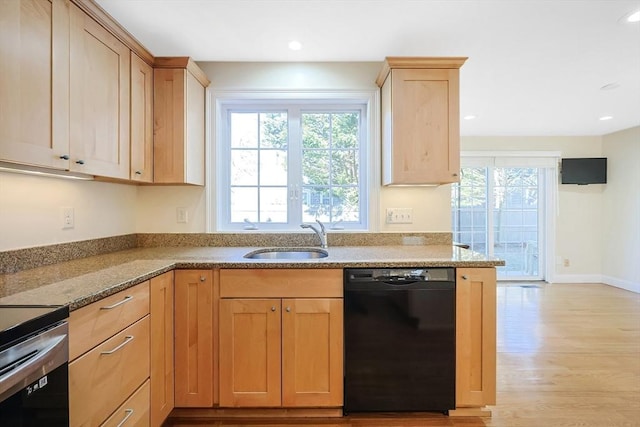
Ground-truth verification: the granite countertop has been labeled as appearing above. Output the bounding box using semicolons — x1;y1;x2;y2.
0;245;504;310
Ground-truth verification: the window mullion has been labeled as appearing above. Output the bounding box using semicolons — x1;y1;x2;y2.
289;107;302;226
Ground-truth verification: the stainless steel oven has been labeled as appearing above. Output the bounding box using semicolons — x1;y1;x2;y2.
0;305;69;426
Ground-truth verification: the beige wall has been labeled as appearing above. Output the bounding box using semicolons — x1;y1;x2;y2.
602;127;640;292
135;186;206;233
0;172;136;251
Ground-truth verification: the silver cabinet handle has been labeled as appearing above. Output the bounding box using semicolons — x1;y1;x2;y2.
100;295;132;310
59;154;69;160
200;276;206;282
271;306;276;312
286;307;291;312
462;275;469;280
116;409;134;427
101;335;134;355
75;159;85;165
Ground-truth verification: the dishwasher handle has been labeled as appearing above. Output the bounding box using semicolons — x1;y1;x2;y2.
375;278;424;286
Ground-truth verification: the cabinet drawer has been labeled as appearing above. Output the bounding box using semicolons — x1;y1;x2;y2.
220;269;342;298
100;379;150;427
69;316;150;427
69;281;150;360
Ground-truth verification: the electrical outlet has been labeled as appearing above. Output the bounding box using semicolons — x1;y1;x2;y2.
563;258;570;267
176;207;188;224
61;207;74;229
386;208;413;224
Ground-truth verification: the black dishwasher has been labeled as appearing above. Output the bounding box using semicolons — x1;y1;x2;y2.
344;268;455;414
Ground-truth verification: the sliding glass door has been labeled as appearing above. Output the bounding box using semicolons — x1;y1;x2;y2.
452;157;551;280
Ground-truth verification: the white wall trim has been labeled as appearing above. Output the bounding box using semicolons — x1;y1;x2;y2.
551;274;603;284
205;87;214;232
602;275;640;294
461;151;562;158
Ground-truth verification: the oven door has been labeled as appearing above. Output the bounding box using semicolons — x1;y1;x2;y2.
0;322;69;426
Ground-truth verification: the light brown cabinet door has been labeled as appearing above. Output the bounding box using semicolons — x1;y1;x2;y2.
150;271;174;425
153;68;205;185
219;299;282;407
382;67;461;185
130;52;153;183
69;3;130;179
282;298;343;407
174;269;213;407
455;267;497;408
0;0;69;169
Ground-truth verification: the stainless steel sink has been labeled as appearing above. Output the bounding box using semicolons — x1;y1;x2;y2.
243;247;329;259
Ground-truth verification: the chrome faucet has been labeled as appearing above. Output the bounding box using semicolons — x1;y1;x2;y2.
300;219;328;249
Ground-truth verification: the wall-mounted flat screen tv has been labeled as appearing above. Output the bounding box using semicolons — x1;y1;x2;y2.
561;158;607;185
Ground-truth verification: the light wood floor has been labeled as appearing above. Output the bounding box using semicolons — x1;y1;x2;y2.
167;283;640;427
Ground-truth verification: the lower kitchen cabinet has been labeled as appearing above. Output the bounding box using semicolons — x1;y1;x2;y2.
69;316;150;426
174;269;214;407
218;269;344;408
150;271;174;425
68;281;150;427
455;267;497;410
100;380;150;427
282;298;343;407
219;299;281;407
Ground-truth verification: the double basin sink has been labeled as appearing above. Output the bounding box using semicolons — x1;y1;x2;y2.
244;247;329;260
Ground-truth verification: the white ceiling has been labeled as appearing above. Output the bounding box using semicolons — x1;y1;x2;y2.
95;0;640;137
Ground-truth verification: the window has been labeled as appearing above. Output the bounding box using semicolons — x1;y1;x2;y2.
216;99;369;231
451;152;559;281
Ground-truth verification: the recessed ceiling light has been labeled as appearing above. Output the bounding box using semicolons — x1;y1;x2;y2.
288;40;302;51
463;115;476;120
600;82;620;91
626;10;640;22
599;116;613;121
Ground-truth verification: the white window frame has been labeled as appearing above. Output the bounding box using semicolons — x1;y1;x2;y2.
457;151;560;282
208;90;379;232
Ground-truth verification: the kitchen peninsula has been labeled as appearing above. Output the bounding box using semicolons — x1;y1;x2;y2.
0;233;503;425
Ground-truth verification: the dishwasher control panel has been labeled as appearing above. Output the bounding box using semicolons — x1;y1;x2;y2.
346;267;454;283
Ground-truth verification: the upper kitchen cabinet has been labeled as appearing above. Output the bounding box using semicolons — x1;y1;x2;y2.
376;57;467;185
0;0;70;170
69;2;130;179
130;52;154;183
153;58;210;185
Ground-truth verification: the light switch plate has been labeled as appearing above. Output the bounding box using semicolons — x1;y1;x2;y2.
386;208;413;224
61;207;74;229
176;207;188;223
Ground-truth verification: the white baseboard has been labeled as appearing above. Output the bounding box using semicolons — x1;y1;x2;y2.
602;275;640;294
550;274;640;293
550;274;603;284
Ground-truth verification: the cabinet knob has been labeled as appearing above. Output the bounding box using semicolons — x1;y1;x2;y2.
199;276;206;282
59;154;70;160
271;306;276;312
462;275;469;280
135;170;142;175
453;173;459;177
75;159;85;165
286;307;291;312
